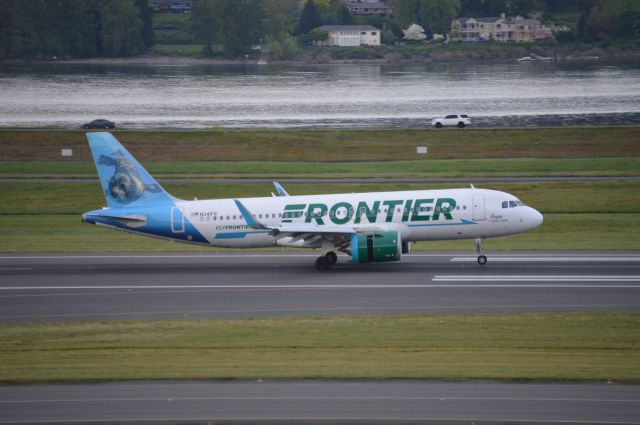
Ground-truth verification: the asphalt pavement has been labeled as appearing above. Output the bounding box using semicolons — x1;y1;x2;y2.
1;251;639;322
1;380;639;424
2;251;640;424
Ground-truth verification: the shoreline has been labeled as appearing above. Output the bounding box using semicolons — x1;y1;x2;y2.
2;49;640;67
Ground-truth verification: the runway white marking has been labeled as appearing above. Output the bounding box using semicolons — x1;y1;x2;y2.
451;257;640;262
2;396;638;403
434;275;640;282
0;419;637;425
2;283;640;290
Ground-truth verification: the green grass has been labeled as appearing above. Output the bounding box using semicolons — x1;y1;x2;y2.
2;128;639;162
151;44;204;56
1;181;639;215
1;313;638;382
3;157;640;179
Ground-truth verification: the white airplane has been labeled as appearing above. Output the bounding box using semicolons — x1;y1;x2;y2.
82;133;543;270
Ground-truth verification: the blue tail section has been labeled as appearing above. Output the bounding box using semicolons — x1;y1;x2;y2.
87;132;175;207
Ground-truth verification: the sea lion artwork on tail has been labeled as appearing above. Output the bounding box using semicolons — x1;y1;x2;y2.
98;151;162;203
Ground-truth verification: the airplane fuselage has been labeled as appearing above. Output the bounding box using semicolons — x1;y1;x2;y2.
84;188;543;249
82;132;543;269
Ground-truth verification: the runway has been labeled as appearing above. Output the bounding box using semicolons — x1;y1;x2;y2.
1;251;639;322
1;380;640;424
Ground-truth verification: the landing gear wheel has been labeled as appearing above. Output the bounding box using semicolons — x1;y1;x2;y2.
474;238;487;266
325;251;338;265
315;256;331;271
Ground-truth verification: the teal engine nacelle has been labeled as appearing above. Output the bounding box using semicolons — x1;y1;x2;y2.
350;231;402;264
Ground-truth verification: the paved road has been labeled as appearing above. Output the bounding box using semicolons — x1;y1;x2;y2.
2;176;640;183
1;252;639;322
1;380;639;424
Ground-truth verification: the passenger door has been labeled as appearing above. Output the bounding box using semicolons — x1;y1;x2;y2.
171;207;185;233
472;194;486;221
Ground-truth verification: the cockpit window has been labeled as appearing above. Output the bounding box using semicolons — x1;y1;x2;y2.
502;201;508;209
509;201;518;208
515;200;526;206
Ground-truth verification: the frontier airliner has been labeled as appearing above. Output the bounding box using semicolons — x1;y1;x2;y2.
82;132;543;270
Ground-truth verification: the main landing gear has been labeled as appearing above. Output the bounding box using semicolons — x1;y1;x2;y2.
475;238;488;265
315;251;338;271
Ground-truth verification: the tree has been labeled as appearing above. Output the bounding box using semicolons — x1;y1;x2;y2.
296;0;322;34
191;0;218;54
309;28;329;42
483;0;507;16
262;0;298;37
335;3;355;25
215;0;263;59
612;9;639;40
403;23;427;40
460;0;483;16
394;0;420;30
99;0;144;57
0;0;153;59
418;0;460;36
265;32;300;60
135;0;155;49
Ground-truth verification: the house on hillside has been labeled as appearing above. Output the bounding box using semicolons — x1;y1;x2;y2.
148;1;192;13
450;13;551;42
344;1;393;16
314;25;381;47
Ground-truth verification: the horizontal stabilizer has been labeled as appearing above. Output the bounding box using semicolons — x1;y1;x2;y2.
82;211;148;228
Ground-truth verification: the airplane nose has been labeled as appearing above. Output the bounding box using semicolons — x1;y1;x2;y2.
530;208;543;229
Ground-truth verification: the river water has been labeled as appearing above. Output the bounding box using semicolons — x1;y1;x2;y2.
0;61;639;129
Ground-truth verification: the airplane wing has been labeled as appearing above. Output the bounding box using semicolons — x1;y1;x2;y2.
273;223;356;235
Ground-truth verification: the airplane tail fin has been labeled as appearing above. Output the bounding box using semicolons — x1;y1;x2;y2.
86;132;175;208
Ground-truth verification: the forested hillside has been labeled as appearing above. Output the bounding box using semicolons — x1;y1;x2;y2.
0;0;637;60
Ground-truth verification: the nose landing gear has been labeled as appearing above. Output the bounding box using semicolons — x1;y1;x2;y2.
475;238;488;265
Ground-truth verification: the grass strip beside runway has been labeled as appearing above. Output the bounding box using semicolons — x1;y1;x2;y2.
1;313;639;382
2;181;640;215
2;157;640;179
3;128;639;162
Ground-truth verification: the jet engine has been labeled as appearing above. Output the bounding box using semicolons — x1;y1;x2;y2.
350;231;402;263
